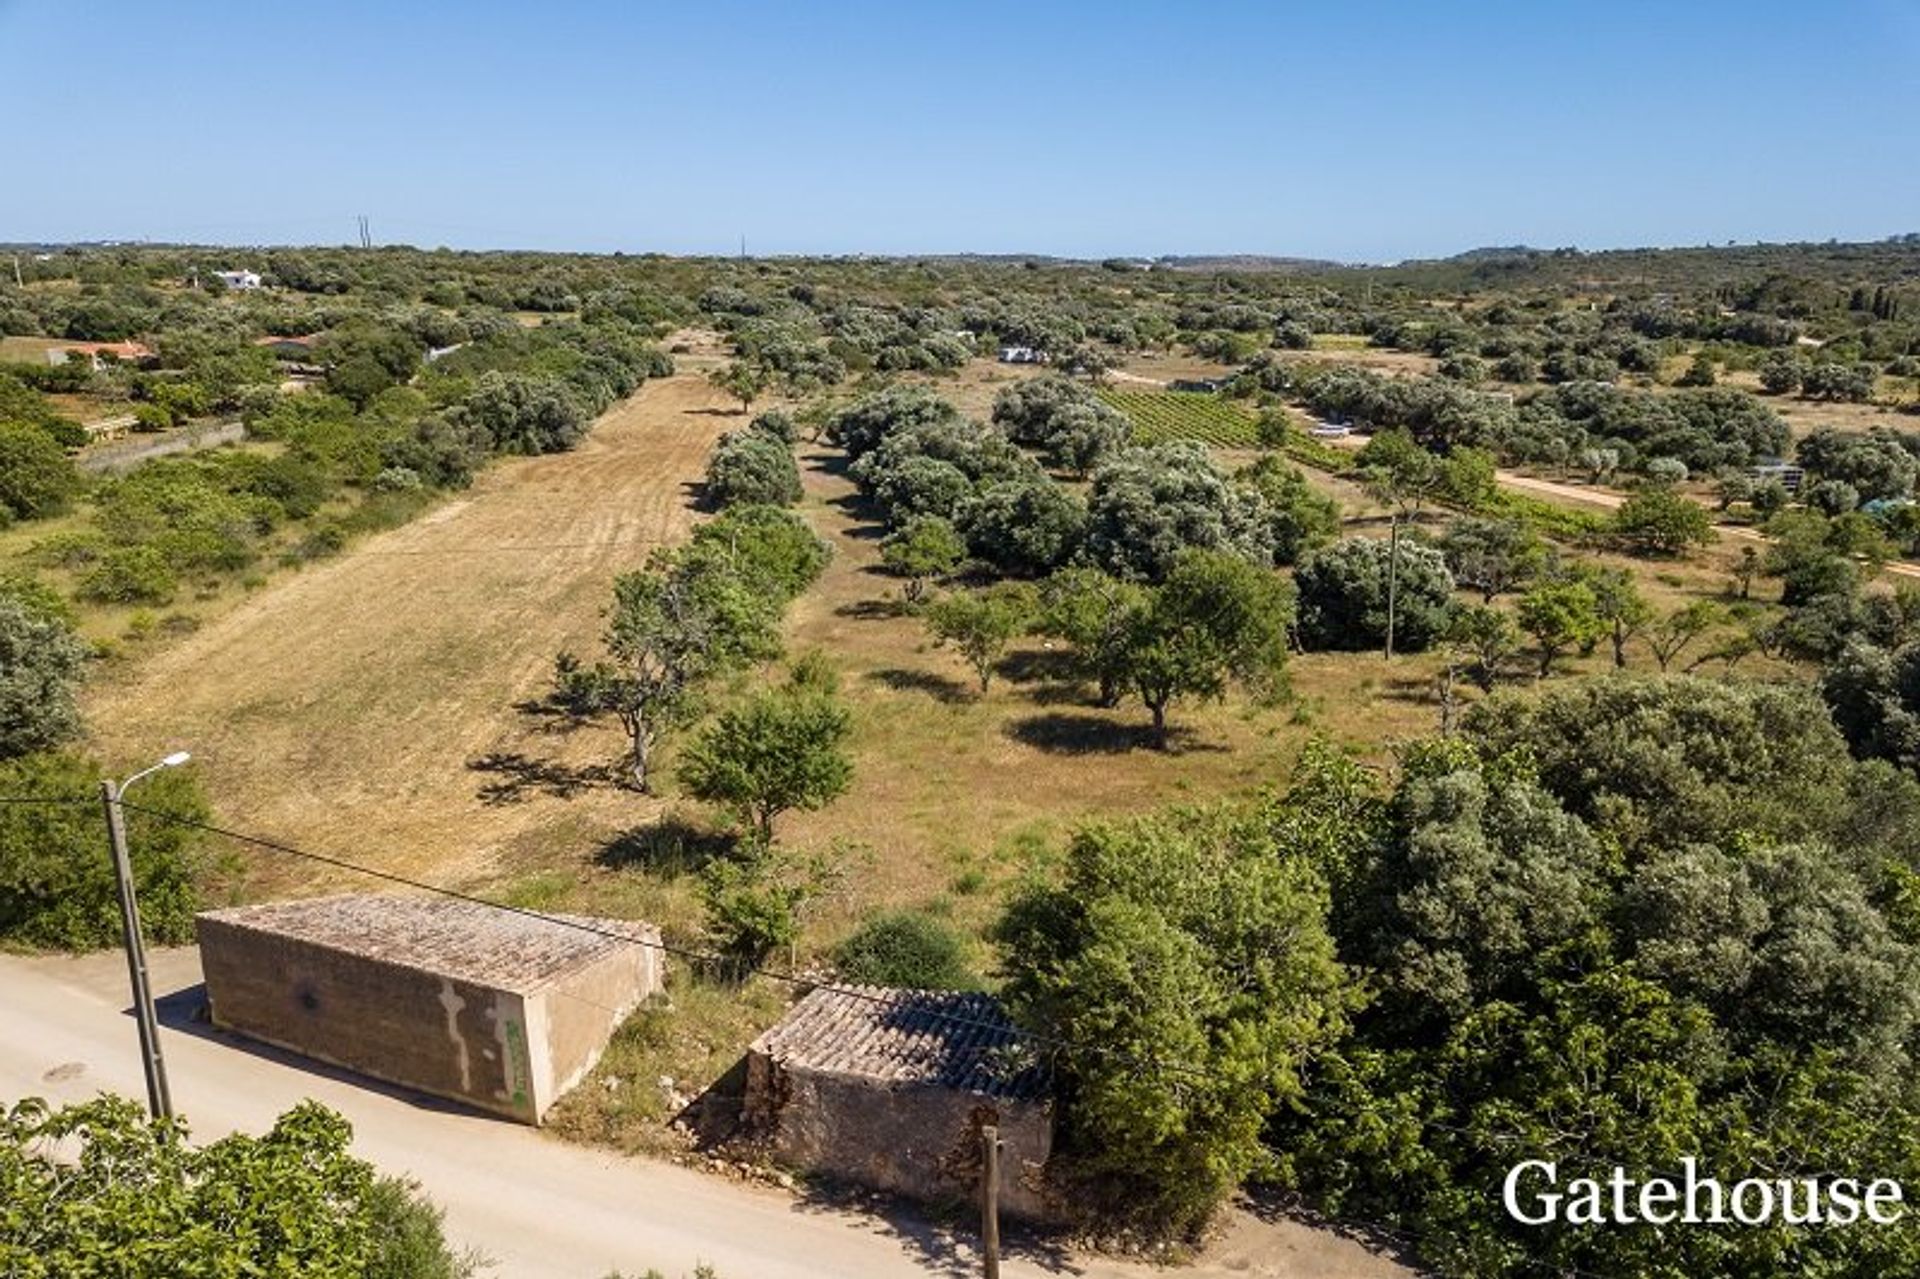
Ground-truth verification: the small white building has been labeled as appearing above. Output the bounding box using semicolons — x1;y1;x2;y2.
214;269;262;291
998;345;1047;364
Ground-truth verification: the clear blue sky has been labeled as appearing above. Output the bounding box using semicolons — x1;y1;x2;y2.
4;0;1917;261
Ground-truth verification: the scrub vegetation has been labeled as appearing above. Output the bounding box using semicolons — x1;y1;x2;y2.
10;238;1920;1274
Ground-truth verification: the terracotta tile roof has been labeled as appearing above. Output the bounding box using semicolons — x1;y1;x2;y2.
196;893;658;994
751;985;1051;1102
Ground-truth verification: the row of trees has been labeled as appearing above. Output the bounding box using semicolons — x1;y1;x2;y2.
1288;363;1793;476
10;319;674;613
552;504;830;793
830;384;1337;584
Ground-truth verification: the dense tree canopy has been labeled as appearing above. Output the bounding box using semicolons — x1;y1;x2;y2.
0;752;208;950
1294;537;1456;652
0;1096;473;1279
0;598;89;760
997;803;1349;1235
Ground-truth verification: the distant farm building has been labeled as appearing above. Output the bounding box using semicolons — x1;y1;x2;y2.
197;894;663;1124
1750;461;1806;493
46;340;155;371
214;269;263;290
742;986;1055;1219
1169;377;1230;393
997;345;1047;364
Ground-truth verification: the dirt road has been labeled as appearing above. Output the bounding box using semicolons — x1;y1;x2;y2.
1317;425;1920;579
0;948;1414;1279
83;366;737;888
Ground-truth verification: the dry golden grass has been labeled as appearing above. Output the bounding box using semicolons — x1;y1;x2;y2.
81;356;740;897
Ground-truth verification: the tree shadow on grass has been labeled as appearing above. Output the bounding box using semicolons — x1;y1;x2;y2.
868;667;973;704
596;816;739;876
994;649;1090;706
836;597;914;621
468;752;622;805
1005;712;1222;756
509;695;594;736
1378;674;1442;705
995;648;1081;685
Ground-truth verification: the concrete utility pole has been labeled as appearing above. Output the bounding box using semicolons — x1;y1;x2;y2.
102;751;192;1120
980;1123;1001;1279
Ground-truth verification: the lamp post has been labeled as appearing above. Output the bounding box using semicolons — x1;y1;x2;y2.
101;751;191;1120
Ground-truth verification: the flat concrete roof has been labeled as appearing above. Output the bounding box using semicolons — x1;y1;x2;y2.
197;893;657;994
751;986;1050;1102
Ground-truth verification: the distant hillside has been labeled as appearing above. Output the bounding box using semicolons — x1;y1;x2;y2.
1152;254;1349;273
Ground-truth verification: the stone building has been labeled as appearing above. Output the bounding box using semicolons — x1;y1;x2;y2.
196;894;662;1124
743;985;1054;1218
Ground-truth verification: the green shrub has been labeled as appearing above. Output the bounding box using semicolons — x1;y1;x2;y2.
78;546;178;605
0;1096;480;1277
0;752;209;949
833;910;976;989
0;420;82;522
1294;536;1456;651
704;431;802;508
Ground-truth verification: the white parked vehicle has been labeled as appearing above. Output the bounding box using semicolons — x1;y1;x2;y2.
1308;423;1352;438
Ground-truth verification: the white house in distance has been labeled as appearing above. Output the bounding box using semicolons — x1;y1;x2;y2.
213;269;262;291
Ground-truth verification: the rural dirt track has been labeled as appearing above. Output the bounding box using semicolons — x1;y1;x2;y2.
84;359;734;888
1319;424;1920;579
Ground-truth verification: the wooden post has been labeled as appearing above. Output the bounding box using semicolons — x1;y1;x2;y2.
981;1123;1001;1279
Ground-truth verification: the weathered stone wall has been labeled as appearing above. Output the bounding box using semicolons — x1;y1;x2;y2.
527;926;664;1119
744;1050;1055;1220
199;915;540;1122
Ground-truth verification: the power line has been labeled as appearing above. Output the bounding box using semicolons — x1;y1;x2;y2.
0;790;1707;1276
106;797;1206;1085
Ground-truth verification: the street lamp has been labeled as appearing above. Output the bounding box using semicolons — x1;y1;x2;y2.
101;751;192;1120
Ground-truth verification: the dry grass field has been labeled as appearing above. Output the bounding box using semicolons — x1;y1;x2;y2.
78;345;1795;926
82;352;738;899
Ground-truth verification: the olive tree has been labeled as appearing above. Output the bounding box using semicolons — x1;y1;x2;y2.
0;597;90;759
925;583;1037;693
676;680;853;843
554;546;782;791
1116;550;1293;747
879;516;966;603
1295;537;1455;652
1611;483;1712;556
956;477;1086;577
704;430;801;508
1083;442;1276;580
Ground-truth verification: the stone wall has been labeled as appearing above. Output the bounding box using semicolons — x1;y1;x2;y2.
198;914;539;1122
526;927;665;1117
744;1049;1055;1220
